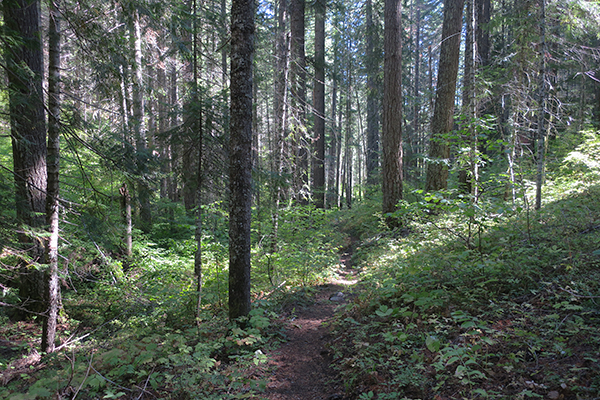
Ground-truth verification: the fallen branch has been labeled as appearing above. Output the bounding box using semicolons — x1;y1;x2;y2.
560;286;600;299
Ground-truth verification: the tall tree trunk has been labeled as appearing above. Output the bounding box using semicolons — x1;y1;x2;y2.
382;0;403;220
428;45;434;114
327;78;339;208
290;0;308;204
535;0;547;210
336;84;343;208
424;0;464;192
595;70;600;129
131;8;152;232
459;0;475;195
475;0;490;68
312;0;326;208
3;0;48;317
169;62;179;204
157;66;169;200
365;0;380;187
408;1;421;178
120;183;133;257
42;0;61;353
344;73;353;209
229;0;254;321
271;0;289;251
191;0;204;321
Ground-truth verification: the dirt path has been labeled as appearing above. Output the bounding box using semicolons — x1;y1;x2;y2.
263;249;357;400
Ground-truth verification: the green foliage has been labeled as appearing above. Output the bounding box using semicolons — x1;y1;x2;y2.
558;130;600;181
253;205;346;288
328;146;600;399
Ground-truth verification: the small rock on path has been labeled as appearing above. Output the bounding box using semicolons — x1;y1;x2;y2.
263;283;350;400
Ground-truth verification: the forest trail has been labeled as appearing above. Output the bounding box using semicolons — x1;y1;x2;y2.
262;245;358;400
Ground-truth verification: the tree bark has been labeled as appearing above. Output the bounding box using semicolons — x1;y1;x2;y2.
130;8;152;232
459;0;475;195
365;0;380;188
42;0;61;353
191;0;204;321
382;0;403;218
290;0;308;204
3;0;48;317
408;1;421;178
327;78;339;208
535;0;547;210
424;0;464;192
229;0;254;321
271;0;289;251
312;0;326;208
344;73;353;209
120;183;133;257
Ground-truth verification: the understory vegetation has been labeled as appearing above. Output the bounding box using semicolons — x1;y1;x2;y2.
1;133;600;399
328;132;600;399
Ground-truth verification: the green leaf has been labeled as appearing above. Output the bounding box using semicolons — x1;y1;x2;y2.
446;355;460;365
375;305;393;317
454;365;467;378
425;335;441;352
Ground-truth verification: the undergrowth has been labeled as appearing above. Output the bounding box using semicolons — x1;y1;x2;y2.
0;203;346;399
329;173;600;399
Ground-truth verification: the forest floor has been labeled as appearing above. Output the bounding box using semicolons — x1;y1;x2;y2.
261;244;358;400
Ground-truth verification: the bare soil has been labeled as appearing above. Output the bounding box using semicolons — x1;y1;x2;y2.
262;251;357;400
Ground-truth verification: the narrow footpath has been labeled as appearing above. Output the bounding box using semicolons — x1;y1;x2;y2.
263;247;357;400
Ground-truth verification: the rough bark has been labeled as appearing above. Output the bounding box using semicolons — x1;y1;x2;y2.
42;0;61;353
424;0;464;192
382;0;403;217
343;74;353;209
130;8;152;232
408;2;421;178
169;63;179;204
192;0;204;320
312;0;326;208
271;0;289;251
475;0;490;68
3;0;48;317
229;0;254;321
535;0;547;210
365;0;381;188
327;78;339;208
290;0;308;204
459;0;475;195
120;183;133;257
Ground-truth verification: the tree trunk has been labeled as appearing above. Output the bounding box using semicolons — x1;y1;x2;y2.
3;0;48;317
120;183;133;257
327;78;339;208
169;62;179;204
595;70;600;129
459;0;475;195
130;8;152;232
229;0;254;321
365;0;380;188
42;0;61;353
271;0;289;252
191;0;204;321
344;76;353;209
424;0;464;192
290;0;308;204
475;0;491;68
535;0;547;210
382;0;403;219
312;0;326;208
408;1;421;178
